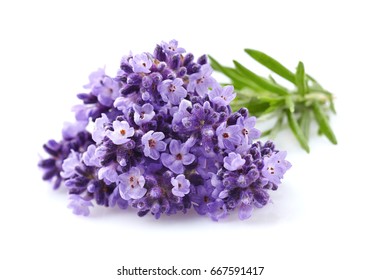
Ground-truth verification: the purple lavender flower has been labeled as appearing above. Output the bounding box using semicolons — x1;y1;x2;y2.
161;139;195;174
98;165;118;185
62;121;88;140
82;144;101;167
253;188;270;208
61;150;81;178
172;99;192;131
236;116;261;143
223;152;246;171
141;130;167;160
107;120;134;145
114;95;138;115
109;186;129;210
161;39;186;55
67;194;94;216
39;40;291;221
216;122;242;150
190;183;214;215
238;190;254;220
92;76;120;107
179;101;219;134
187;64;216;97
133;103;155;126
118;167;146;200
39;129;93;190
158;78;187;105
209;85;236;106
129;53;152;73
262;151;292;185
171;174;191;197
207;199;228;221
92;113;109;144
84;68;106;89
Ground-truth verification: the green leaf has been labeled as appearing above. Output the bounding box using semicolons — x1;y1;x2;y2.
306;74;319;85
208;56;244;90
312;103;338;144
268;75;278;84
260;129;272;137
209;56;264;92
233;60;290;96
243;97;271;117
269;113;284;139
295;61;307;96
299;109;311;141
330;99;337;114
285;96;295;113
317;89;336;114
286;109;310;153
245;49;296;84
239;87;283;101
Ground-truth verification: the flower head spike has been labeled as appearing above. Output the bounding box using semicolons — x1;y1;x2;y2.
39;40;291;221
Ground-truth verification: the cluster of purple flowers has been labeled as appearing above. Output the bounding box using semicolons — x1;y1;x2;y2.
39;40;291;221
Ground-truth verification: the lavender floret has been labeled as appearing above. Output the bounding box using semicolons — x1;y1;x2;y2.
39;40;291;221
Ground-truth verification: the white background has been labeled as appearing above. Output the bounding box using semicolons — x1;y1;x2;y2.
1;0;379;279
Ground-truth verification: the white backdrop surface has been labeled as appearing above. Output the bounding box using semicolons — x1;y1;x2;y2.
1;1;379;279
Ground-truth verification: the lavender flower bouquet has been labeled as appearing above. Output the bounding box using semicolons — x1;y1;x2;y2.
39;40;291;221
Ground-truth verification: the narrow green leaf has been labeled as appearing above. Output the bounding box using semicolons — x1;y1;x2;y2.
208;56;245;90
299;109;311;141
295;61;307;96
209;56;266;92
260;129;272;137
330;99;337;114
245;49;296;84
243;98;271;117
268;75;277;84
306;74;319;85
312;103;338;144
240;87;283;101
285;96;295;113
269;113;284;139
262;104;281;115
233;60;290;96
286;109;310;153
208;55;224;73
317;89;336;114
